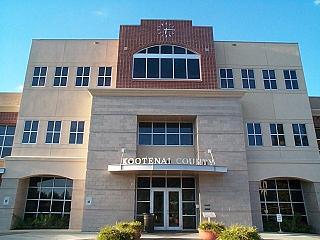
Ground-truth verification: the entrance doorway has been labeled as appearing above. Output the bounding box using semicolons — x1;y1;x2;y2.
136;176;197;230
152;189;182;230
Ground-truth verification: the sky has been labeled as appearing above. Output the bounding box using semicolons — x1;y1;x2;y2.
0;0;319;95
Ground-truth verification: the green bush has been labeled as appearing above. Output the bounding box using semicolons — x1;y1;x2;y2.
281;215;310;233
13;215;69;229
97;226;135;240
198;221;225;234
218;225;261;240
115;221;143;232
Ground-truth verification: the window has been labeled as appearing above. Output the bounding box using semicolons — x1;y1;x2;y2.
69;121;84;144
0;125;15;158
138;122;193;146
316;128;320;151
97;67;112;86
45;121;61;144
132;45;200;80
247;123;262;146
24;176;72;224
260;179;307;231
241;69;256;89
292;124;308;146
220;69;234;89
263;70;277;90
284;70;299;90
22;121;39;144
75;67;90;86
270;124;285;146
53;67;68;87
32;67;47;86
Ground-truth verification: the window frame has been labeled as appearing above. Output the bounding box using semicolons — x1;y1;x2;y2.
22;120;39;144
262;70;277;90
292;123;309;147
97;67;112;87
138;122;194;146
0;125;15;158
270;123;286;146
132;45;201;81
31;66;47;87
219;68;234;89
246;123;263;146
75;67;90;87
45;121;62;144
284;70;299;90
53;67;68;87
69;121;85;144
241;69;256;89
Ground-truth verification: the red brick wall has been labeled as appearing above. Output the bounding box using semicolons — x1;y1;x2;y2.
116;20;217;89
0;112;18;125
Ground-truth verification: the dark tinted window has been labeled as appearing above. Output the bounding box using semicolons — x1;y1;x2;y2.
133;58;146;78
174;59;186;79
187;59;200;79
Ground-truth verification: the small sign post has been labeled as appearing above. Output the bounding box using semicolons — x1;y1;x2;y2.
203;212;216;223
276;214;283;233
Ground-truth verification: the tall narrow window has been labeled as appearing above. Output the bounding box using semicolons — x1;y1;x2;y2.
45;121;61;144
32;67;47;87
284;70;299;90
97;67;112;86
220;69;234;89
242;69;256;89
292;124;308;146
270;123;285;146
75;67;90;86
54;67;68;87
22;121;39;144
247;123;262;146
132;45;200;80
0;125;15;158
263;70;277;90
69;121;84;144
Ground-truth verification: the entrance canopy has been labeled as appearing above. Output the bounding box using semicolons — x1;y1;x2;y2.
108;164;227;173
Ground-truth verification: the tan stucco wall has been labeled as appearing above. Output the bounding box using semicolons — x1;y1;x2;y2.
0;93;21;112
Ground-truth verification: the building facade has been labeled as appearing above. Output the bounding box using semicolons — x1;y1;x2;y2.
0;20;320;232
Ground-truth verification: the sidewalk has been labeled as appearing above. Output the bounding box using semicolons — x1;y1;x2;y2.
0;230;320;240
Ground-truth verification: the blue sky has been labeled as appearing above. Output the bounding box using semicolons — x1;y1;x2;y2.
0;0;319;95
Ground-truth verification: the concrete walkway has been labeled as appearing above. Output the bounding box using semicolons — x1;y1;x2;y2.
0;230;319;240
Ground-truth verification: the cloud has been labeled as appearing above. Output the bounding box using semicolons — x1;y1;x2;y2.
314;0;320;5
92;10;105;16
17;84;23;92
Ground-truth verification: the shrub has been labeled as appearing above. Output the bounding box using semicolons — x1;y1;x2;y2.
281;215;311;233
198;221;225;234
97;226;135;240
12;215;69;229
218;225;261;240
116;221;143;232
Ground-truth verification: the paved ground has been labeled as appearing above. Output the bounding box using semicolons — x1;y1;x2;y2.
0;230;319;240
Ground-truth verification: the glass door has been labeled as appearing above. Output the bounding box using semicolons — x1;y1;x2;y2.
167;190;182;230
153;191;165;229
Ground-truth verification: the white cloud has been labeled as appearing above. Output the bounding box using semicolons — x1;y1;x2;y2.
314;0;320;5
17;84;23;92
92;10;105;16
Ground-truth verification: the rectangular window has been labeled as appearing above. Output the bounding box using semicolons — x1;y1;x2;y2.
220;69;234;89
292;124;309;146
242;69;256;89
316;128;320;151
133;58;146;78
45;121;61;144
270;123;285;146
147;58;160;78
69;121;84;144
138;122;193;146
284;70;299;90
22;121;39;144
97;67;112;86
174;59;187;79
53;67;68;87
263;70;277;90
0;125;15;158
161;58;173;78
75;67;90;86
247;123;262;146
32;67;47;86
187;59;200;79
